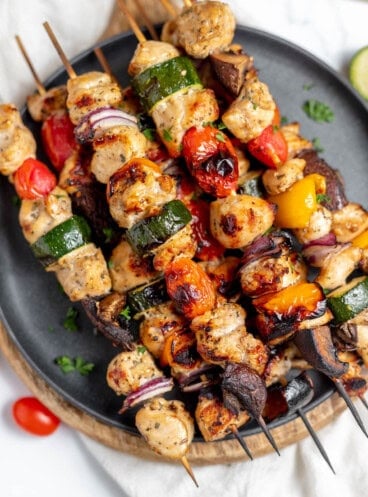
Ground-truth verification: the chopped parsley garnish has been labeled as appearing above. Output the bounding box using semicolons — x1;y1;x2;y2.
108;260;114;269
55;356;95;376
312;137;324;153
215;132;226;142
137;345;147;354
63;307;79;332
316;193;331;204
280;116;289;125
163;128;173;142
142;128;156;141
119;306;131;320
103;227;114;243
303;83;314;90
302;99;334;123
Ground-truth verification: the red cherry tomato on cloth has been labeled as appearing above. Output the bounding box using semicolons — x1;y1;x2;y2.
182;126;239;197
12;397;60;436
13;158;57;200
41;111;77;171
246;107;288;169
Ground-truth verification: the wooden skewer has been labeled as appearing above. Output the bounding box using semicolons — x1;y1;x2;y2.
43;21;77;79
360;395;368;410
116;0;147;43
93;47;114;78
334;379;368;437
256;416;280;456
297;408;335;474
15;34;46;95
181;455;199;487
134;0;159;40
230;426;253;460
159;0;179;18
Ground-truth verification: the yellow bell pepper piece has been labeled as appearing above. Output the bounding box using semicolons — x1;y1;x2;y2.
351;229;368;249
268;174;326;229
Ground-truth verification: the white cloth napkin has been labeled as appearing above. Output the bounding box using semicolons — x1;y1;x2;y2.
1;0;367;496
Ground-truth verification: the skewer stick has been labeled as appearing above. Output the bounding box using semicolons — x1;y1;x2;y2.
134;0;159;40
360;395;368;410
334;379;368;437
181;455;199;487
15;35;46;95
43;21;77;79
297;408;335;474
159;0;179;18
93;47;114;78
230;426;253;460
116;0;147;43
256;416;280;456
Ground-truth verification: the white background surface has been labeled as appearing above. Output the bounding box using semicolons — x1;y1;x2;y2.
1;1;368;497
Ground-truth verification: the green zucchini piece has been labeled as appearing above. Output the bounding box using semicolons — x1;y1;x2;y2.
127;278;168;314
132;56;202;112
126;200;192;256
349;46;368;100
31;215;91;267
327;276;368;324
237;170;265;197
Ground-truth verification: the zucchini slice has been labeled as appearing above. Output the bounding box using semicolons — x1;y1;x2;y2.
126;200;192;256
327;276;368;324
127;278;168;314
31;215;91;267
349;46;368;100
132;56;202;112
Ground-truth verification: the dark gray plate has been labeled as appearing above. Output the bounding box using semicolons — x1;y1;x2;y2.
1;26;367;439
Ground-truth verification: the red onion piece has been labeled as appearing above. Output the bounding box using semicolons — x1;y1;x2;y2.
119;377;174;413
302;243;346;267
75;106;138;143
303;232;337;248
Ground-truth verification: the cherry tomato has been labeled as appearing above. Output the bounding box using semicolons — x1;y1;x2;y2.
182;126;239;197
14;158;57;200
12;397;60;436
188;199;225;261
246;107;288;169
41;111;77;171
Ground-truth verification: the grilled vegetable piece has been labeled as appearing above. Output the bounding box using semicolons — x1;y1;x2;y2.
132;56;202;112
237;169;265;197
126;200;192;256
293;326;348;378
210;48;254;96
221;362;268;420
165;257;216;319
263;372;314;421
31;215;91;267
195;389;250;442
327;276;368;324
41;111;77;171
14;158;57;200
253;282;327;345
81;293;139;348
331;203;368;243
247;121;288;169
160;328;202;373
127;278;169;314
296;149;347;211
335;308;368;368
135;397;194;460
182;125;239;198
338;351;368;397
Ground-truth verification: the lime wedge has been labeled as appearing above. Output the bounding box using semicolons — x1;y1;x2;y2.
349;46;368;100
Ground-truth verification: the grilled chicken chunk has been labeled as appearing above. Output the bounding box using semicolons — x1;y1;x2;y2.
106;345;165;396
262;158;306;196
315;244;362;291
47;243;111;301
66;71;122;125
152;224;197;272
293;205;332;245
19;186;72;243
27;85;68;122
135;397;194;460
107;158;176;229
210;194;275;249
280;122;313;159
90;124;148;184
195;390;250;442
332;203;368;243
0;104;36;176
175;1;236;59
191;302;269;374
128;41;180;77
222;76;276;143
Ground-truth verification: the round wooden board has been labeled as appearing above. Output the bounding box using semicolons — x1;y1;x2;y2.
0;321;347;464
0;1;350;464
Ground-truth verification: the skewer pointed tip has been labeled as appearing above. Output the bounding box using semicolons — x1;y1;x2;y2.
230;426;253;460
297;408;335;474
334;380;368;438
181;455;199;487
257;416;280;456
359;395;368;410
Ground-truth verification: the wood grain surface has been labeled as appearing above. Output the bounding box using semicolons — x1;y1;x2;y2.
0;0;352;465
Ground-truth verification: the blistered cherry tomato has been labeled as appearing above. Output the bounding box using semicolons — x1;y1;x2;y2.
12;397;60;436
13;158;57;200
41;111;77;171
246;106;288;169
182;126;239;197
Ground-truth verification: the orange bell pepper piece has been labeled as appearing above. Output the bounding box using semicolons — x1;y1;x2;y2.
351;229;368;249
268;173;326;228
